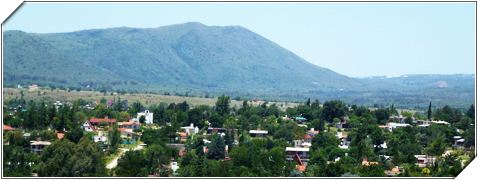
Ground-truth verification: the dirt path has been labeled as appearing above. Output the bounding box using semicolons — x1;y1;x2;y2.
106;144;144;169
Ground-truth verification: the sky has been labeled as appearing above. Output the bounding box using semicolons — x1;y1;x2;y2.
3;2;476;77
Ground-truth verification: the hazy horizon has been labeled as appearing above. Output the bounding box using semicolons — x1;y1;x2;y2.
4;2;476;77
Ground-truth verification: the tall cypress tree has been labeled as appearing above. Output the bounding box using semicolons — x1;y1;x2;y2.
427;102;432;120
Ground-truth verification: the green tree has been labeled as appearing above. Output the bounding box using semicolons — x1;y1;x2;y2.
139;115;146;124
109;124;121;152
466;104;474;119
115;151;148;177
37;139;76;176
215;95;231;116
428;102;432;120
321;100;347;123
207;134;226;159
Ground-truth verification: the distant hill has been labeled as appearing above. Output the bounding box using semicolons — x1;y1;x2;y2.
3;22;475;108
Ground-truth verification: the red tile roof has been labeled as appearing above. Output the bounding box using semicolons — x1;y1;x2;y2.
118;121;140;126
296;165;306;172
3;125;15;131
89;117;116;123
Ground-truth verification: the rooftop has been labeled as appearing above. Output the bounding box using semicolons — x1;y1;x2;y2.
286;147;309;152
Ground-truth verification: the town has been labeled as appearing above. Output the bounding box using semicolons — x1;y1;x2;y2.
2;86;475;177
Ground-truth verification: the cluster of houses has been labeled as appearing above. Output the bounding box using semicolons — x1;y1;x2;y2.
82;110;154;146
3;109;156;155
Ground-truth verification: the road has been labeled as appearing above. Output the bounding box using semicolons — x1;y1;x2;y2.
106;144;144;169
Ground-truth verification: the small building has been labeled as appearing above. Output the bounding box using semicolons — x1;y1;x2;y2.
181;123;199;136
307;128;319;137
30;140;51;153
118;121;141;130
293;139;311;148
414;155;436;168
178;132;188;143
380;122;410;132
336;132;350;149
385;166;404;176
118;128;134;138
336;116;350;129
361;157;379;166
430;120;450;126
249;130;268;137
286;147;310;168
28;84;39;91
207;127;227;135
170;161;179;176
82;121;96;132
453;136;465;147
93;135;108;143
3;124;15;132
294;116;308;123
389;115;405;123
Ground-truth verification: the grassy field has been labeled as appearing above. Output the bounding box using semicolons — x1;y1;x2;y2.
3;88;298;110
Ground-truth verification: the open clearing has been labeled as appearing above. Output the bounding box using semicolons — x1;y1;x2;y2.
3;88;298;109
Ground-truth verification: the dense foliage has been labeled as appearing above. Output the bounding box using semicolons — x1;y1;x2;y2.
2;94;475;177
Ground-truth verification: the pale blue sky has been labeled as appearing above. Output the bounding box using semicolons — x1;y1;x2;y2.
3;2;476;77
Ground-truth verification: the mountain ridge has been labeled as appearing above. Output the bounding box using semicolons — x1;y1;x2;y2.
3;22;474;108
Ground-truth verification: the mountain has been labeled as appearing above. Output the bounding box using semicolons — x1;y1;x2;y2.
3;22;362;92
3;22;474;108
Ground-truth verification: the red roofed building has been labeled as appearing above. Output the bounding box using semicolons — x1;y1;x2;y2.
3;125;15;131
89;117;116;126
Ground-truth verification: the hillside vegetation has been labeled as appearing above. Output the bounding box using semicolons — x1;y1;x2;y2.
3;22;474;108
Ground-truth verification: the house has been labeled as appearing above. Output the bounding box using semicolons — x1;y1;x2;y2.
361;157;379;166
307;128;319;137
93;135;108;143
336;116;350;129
118;128;134;138
249;130;268;137
414;155;436;167
82;121;96;132
181;123;199;136
177;132;188;143
294;116;307;123
118;121;141;130
389;115;405;123
385;166;404;176
135;110;154;124
207;127;227;135
170;161;179;175
53;101;63;109
336;132;350;149
93;131;108;143
89;117;116;126
3;124;15;132
286;147;310;171
30;140;51;153
28;84;39;91
293;139;311;148
430;120;450;126
373;142;388;149
453;136;465;147
380;122;410;132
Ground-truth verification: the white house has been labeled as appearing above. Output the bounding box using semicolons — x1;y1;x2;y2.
135;110;154;124
82;121;96;132
381;122;411;132
181;123;199;135
249;130;268;137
